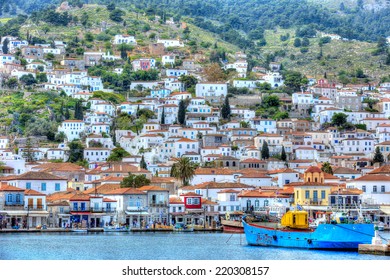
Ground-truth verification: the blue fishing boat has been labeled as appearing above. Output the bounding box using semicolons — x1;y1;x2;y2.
242;211;375;250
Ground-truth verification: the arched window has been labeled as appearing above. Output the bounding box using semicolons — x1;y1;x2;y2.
314;177;318;183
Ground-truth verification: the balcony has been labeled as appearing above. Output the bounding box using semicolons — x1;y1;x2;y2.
70;207;116;213
149;202;168;207
3;204;46;211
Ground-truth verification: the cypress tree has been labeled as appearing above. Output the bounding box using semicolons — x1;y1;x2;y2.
140;155;147;170
221;95;231;120
373;147;384;164
74;100;84;120
64;106;70;120
161;106;165;124
178;100;186;125
261;141;270;160
281;146;287;161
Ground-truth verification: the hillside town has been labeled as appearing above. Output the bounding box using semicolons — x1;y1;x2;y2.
1;6;390;231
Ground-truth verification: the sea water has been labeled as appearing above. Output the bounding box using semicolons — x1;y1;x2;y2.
0;232;389;260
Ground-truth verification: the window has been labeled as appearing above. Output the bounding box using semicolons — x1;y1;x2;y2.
362;186;366;192
16;194;21;203
321;190;326;199
26;182;31;190
73;202;78;210
41;183;46;191
230;195;235;201
81;203;86;211
381;186;386;193
7;194;12;202
305;190;310;199
373;186;377;193
55;183;60;191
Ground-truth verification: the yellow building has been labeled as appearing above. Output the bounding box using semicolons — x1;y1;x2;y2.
293;166;333;207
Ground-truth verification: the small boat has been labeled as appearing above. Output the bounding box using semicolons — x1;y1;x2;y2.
104;225;129;232
221;211;244;233
173;222;194;232
377;222;385;231
71;228;87;233
243;210;375;250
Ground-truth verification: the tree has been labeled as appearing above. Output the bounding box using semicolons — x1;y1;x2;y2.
67;141;84;163
178;100;186;125
160;107;165;125
331;113;348;127
281;146;287;161
19;74;36;86
74;100;84;120
203;63;226;82
107;147;130;162
321;162;333;175
293;38;301;47
22;138;35;162
109;9;125;22
140;155;147;170
178;75;198;91
261;141;269;160
170;157;197;186
2;38;9;54
262;95;280;107
283;70;308;92
221;95;231;120
373;147;384;164
120;173;151;188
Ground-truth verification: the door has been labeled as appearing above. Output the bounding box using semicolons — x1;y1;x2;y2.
37;198;43;210
28;198;33;209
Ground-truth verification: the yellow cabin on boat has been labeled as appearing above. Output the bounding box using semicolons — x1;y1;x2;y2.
281;211;309;229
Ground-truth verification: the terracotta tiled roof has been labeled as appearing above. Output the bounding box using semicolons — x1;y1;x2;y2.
169;196;184;204
368;165;390;175
105;188;146;195
180;192;202;197
267;168;298;174
238;190;288;198
183;182;251;190
0;184;24;192
138;185;168;191
305;166;322;173
69;193;90;201
24;189;46;196
353;174;390;181
32;162;85;172
84;184;121;195
194;168;239;175
12;171;67;181
333;167;361;174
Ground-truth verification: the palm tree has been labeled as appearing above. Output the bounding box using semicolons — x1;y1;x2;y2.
170;157;197;186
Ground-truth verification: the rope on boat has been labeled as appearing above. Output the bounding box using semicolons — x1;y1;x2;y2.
226;234;234;244
378;233;389;242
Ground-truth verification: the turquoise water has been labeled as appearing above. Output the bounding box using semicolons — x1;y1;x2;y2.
0;232;389;260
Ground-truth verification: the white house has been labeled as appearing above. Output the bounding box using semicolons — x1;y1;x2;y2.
83;148;111;163
347;174;390;204
162;55;175;66
157;39;184;48
166;69;188;77
113;35;137;45
46;149;66;161
232;80;258;89
263;72;284;88
195;82;228;98
58;120;85;141
249;118;277;133
295;147;319;161
6;171;68;195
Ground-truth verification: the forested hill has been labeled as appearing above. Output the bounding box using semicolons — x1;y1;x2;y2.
1;0;390;43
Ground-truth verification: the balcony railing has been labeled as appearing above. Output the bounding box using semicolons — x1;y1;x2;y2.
149;202;168;207
3;205;46;211
70;207;116;213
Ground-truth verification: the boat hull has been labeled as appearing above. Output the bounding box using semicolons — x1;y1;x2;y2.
243;219;375;250
221;220;244;233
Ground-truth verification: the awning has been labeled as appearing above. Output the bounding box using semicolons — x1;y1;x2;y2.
1;211;49;217
125;211;149;215
380;205;390;215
